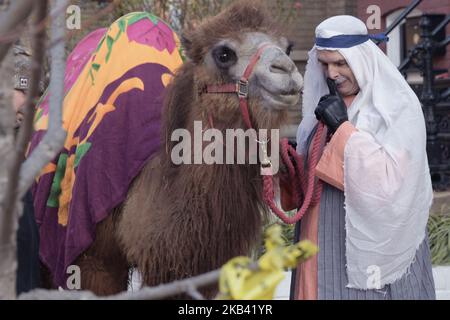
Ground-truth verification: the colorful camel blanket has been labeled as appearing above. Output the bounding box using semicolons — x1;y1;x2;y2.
28;12;183;288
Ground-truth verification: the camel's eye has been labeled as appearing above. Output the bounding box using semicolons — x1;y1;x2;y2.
212;46;237;69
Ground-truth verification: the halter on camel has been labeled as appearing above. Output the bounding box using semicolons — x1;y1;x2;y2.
202;43;326;224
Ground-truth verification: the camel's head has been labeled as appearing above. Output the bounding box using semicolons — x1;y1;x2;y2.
181;0;302;129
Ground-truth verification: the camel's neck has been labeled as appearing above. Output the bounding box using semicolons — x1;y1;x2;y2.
161;63;271;256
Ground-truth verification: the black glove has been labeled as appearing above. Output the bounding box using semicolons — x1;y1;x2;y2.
314;78;348;133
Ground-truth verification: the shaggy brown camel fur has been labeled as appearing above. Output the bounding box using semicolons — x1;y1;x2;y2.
44;0;303;297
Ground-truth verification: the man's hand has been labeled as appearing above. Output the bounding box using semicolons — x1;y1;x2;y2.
314;78;348;133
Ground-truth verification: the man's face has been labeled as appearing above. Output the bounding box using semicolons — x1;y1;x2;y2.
13;89;26;128
317;50;359;97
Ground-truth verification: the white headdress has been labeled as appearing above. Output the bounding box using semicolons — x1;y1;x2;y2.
297;15;433;289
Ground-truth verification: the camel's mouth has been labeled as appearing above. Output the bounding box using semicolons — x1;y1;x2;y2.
259;86;300;110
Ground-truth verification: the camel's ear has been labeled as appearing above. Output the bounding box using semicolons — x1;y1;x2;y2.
180;32;193;60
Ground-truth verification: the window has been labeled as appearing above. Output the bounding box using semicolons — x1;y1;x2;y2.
385;8;422;67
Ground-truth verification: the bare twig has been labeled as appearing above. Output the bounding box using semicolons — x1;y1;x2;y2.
1;0;122;57
187;285;206;300
19;261;262;300
18;0;68;198
0;0;35;62
65;0;122;38
0;48;18;301
0;1;47;300
1;0;48;247
47;0;122;52
20;269;221;300
0;0;69;45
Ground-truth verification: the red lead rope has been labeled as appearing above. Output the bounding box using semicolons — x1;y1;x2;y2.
262;123;325;224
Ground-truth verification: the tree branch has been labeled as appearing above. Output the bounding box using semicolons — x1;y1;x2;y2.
48;0;122;49
20;269;221;300
19;262;262;300
187;285;206;300
0;0;48;300
18;0;68;199
0;48;18;300
0;0;69;50
1;0;48;247
18;227;316;300
0;0;35;62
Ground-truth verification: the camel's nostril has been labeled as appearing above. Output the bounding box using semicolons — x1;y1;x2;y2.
270;63;290;74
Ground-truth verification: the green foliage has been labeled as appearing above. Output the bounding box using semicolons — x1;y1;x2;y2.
274;209;450;266
67;0;303;55
428;206;450;265
263;208;450;267
280;220;295;243
113;0;302;33
256;220;295;259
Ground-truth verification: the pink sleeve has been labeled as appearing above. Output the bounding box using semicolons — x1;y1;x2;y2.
315;121;357;191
